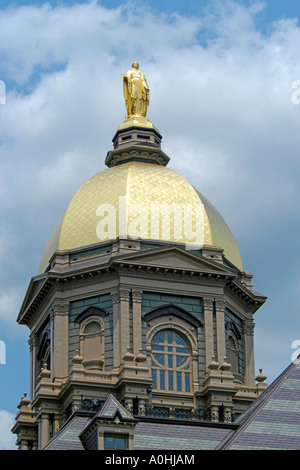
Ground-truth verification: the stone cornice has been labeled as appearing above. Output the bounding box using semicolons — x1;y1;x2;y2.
18;248;264;325
105;145;170;168
225;279;267;312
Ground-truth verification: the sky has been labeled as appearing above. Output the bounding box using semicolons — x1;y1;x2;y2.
0;0;299;449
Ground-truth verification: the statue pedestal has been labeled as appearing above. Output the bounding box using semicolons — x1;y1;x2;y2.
118;115;158;131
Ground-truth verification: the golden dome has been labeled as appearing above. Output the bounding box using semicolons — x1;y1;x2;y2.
39;161;243;273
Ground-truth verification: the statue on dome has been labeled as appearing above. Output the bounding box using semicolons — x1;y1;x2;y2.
122;62;150;118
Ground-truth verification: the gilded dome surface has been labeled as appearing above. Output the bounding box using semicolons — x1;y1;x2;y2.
39;161;243;273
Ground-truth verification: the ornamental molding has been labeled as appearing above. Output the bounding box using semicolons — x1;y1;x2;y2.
203;297;214;310
243;319;255;336
117;250;231;275
132;289;143;303
215;299;226;311
146;319;198;351
117;266;227;288
142;304;203;329
19;250;262;326
106;147;169;168
75;306;109;325
111;291;120;304
56;270;117;291
29;332;39;349
119;288;131;302
52;301;69;317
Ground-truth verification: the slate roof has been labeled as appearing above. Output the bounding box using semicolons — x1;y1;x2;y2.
217;357;300;450
94;394;136;422
134;421;232;450
43;414;92;450
42;358;300;450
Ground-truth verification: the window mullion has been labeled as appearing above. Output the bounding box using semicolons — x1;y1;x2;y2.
151;329;192;394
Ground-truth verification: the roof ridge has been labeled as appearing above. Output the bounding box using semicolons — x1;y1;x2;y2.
95;393;136;421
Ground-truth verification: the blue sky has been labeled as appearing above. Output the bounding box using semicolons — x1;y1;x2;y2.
0;0;299;449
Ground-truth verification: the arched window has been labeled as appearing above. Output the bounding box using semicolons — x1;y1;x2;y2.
151;329;192;393
227;334;239;373
37;330;51;373
80;318;104;370
75;306;109;371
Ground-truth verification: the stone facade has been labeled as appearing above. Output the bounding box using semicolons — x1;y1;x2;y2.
12;238;266;449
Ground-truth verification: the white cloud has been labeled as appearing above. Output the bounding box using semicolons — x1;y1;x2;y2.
0;0;299;389
0;290;23;326
0;0;298;311
0;1;298;226
0;410;17;450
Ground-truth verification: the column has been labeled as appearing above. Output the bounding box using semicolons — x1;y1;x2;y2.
124;397;133;413
138;398;146;416
52;301;69;379
132;290;142;357
243;317;256;385
97;429;104;450
20;439;29;450
215;299;226;364
40;413;50;449
29;333;38;401
210;406;219;422
203;297;214;368
54;414;61;434
224;406;232;423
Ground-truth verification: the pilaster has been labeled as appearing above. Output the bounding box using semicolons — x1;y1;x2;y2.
112;291;121;368
112;288;131;368
40;413;50;449
203;297;214;368
132;289;142;357
215;299;226;364
51;301;69;380
29;333;38;402
120;288;131;359
243;317;255;386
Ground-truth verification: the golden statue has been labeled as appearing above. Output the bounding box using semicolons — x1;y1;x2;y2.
122;62;150;118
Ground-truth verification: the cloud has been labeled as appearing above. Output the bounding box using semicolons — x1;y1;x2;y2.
0;1;298;224
0;410;17;450
0;0;299;390
0;290;23;325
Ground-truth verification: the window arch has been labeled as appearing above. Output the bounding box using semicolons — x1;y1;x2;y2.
151;329;192;393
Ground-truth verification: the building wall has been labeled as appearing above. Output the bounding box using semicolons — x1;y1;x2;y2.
141;292;206;387
69;293;113;371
